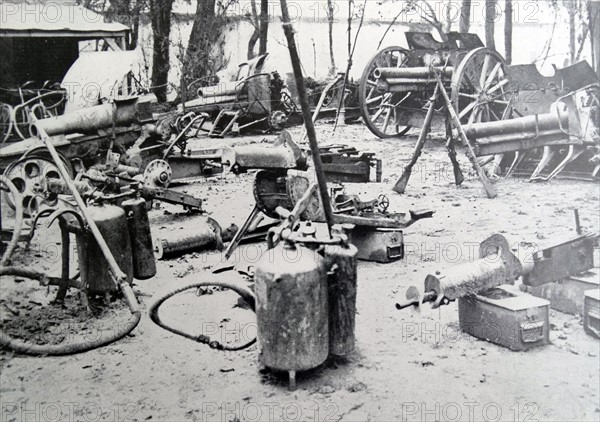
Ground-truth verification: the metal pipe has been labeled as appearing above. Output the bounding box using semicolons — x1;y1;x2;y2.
373;66;454;79
575;209;582;235
32;99;138;137
280;0;335;237
381;78;443;85
463;112;569;140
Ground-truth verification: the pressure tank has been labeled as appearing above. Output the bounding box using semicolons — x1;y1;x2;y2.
122;197;156;280
254;240;329;389
323;236;358;356
76;204;133;295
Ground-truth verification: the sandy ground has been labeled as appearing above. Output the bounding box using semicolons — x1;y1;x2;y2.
1;121;599;422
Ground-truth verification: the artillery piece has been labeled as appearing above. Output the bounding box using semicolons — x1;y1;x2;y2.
362;31;600;182
359;32;511;138
181;54;294;137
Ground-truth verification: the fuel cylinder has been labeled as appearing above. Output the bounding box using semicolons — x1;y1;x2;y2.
323;240;358;356
254;240;329;385
76;204;133;295
121;197;156;279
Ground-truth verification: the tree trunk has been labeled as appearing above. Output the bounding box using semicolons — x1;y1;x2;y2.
326;0;336;75
589;0;600;78
259;0;269;55
247;0;259;59
185;0;216;82
248;0;269;59
105;0;142;49
568;1;576;64
485;0;497;50
459;0;472;33
149;0;174;103
504;0;512;63
106;0;131;24
129;0;143;49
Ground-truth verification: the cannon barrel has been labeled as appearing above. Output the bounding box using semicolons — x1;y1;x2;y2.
463;111;569;140
373;66;454;80
462;110;572;155
33;99;139;137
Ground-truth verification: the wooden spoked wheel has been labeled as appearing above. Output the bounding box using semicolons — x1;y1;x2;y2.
451;47;513;126
359;46;412;139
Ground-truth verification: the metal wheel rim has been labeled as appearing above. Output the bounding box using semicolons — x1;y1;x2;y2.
3;152;73;217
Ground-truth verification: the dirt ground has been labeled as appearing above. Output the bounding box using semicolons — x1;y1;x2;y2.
1;121;599;422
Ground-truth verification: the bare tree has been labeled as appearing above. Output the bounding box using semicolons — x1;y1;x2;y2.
566;0;577;63
485;0;497;50
98;0;144;49
259;0;268;55
326;0;336;75
247;0;269;59
377;0;447;49
148;0;174;102
459;0;472;33
504;0;512;63
247;0;260;59
589;1;600;77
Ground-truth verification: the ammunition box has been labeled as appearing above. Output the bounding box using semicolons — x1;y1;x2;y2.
529;269;600;316
458;285;550;351
349;227;403;263
583;289;600;339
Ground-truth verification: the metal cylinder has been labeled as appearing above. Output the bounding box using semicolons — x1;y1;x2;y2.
33;99;138;137
323;240;358;356
76;204;133;295
373;66;453;79
121;197;156;280
153;217;223;259
425;234;523;308
463;112;568;140
255;241;329;374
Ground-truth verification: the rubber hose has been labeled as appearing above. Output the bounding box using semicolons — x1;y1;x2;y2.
0;266;141;356
0;176;23;266
148;276;256;351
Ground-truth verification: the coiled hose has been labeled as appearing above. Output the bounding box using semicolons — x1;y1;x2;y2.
0;176;23;266
0;266;141;355
148;274;256;351
0;181;141;355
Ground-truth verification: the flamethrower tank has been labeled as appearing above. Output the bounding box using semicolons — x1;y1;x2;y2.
254;240;329;389
121;197;156;280
76;204;133;295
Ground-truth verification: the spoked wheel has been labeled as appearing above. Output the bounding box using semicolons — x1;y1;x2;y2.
451;48;512;126
359;46;412;138
3;152;73;217
0;103;13;143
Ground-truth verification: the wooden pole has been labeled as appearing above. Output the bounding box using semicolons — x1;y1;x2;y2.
280;0;335;235
393;84;440;194
434;74;497;199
